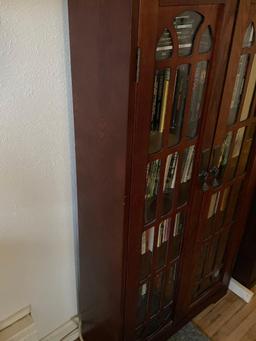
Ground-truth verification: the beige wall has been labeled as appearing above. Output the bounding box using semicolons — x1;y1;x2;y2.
0;0;78;337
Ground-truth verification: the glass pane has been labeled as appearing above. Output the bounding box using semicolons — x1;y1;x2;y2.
140;227;155;279
145;159;161;223
137;283;148;325
171;211;185;260
164;263;177;305
228;54;249;125
240;55;256;121
173;11;203;56
225;127;245;180
237;126;255;175
151;272;164;315
243;23;255;48
232;127;246;158
199;26;212;54
156;218;171;268
218;187;231;227
205;191;220;238
162;153;179;215
225;183;242;224
187;61;208;138
156;28;173;61
178;145;195;206
207;192;220;219
149;69;171;153
218;132;233;180
169;64;190;147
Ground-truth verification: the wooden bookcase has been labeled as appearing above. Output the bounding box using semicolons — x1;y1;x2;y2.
68;0;256;340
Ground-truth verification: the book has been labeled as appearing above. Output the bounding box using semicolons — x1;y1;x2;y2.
159;69;171;133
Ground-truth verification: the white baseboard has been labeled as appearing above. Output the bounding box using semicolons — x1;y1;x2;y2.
0;314;38;341
0;306;31;332
0;308;80;341
40;317;79;341
229;277;254;303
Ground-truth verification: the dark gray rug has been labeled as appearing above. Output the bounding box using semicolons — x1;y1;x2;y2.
168;322;210;340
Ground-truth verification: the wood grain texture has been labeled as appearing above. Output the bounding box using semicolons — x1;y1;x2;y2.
194;287;256;341
68;1;135;340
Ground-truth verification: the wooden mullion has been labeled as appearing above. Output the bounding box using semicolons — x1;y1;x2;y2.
148;137;198;162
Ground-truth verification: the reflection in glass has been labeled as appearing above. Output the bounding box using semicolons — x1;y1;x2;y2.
178;145;195;206
173;11;203;56
169;65;190;146
164;263;177;305
199;26;212;54
226;127;245;179
226;183;242;223
207;192;220;219
145;160;161;223
218;132;233;180
156;28;173;61
140;227;155;279
171;211;185;260
232;127;246;158
162;153;179;214
151;272;164;315
156;219;171;268
241;55;256;121
228;54;249;125
187;61;208;138
237;126;255;175
219;187;230;226
205;191;220;238
243;23;255;48
137;283;148;325
150;69;171;153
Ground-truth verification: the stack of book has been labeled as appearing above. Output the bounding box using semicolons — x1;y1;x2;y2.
173;14;195;56
141;228;155;255
180;145;195;183
151;69;171;133
163;153;179;192
157;219;171;247
156;28;173;61
173;212;184;237
145;160;161;200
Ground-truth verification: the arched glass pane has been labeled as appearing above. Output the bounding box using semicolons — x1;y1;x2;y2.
156;28;173;61
243;23;255;48
199;26;212;53
173;11;203;56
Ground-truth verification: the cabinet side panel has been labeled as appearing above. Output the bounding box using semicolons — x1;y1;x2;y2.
68;1;133;340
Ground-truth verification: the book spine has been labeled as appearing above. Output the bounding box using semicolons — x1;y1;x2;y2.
159;69;170;133
151;71;159;130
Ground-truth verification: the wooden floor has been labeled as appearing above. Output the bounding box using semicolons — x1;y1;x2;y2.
193;286;256;341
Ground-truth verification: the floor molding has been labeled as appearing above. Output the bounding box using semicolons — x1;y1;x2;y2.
229;277;254;303
0;306;31;332
41;317;79;341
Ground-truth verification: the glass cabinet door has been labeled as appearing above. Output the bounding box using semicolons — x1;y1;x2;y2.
124;1;239;339
131;2;233;339
188;0;256;306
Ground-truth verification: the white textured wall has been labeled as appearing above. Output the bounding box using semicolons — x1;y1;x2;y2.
0;0;78;338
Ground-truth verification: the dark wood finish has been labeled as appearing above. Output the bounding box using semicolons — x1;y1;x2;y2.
68;1;137;340
233;192;256;288
68;0;256;340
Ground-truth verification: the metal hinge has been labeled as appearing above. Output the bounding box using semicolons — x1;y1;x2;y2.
136;47;141;83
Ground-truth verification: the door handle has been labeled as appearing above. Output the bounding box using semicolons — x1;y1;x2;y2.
199;170;209;192
209;166;220;187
